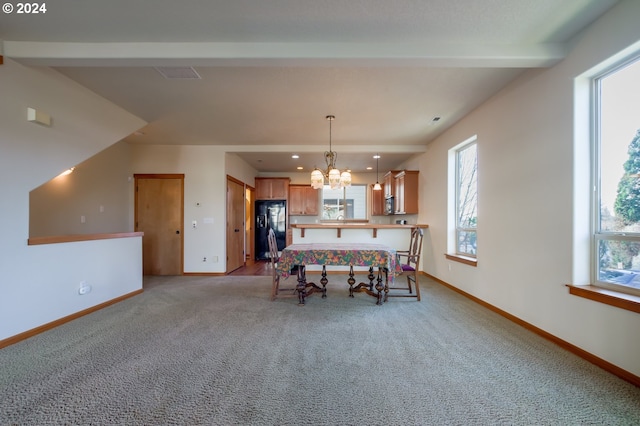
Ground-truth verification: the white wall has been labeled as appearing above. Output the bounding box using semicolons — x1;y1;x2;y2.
130;145;230;273
225;153;258;187
30;141;133;237
0;59;146;341
416;0;640;377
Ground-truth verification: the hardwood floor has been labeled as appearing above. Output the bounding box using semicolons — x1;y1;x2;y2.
228;259;272;276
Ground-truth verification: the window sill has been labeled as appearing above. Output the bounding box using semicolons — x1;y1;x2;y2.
445;253;477;267
566;284;640;314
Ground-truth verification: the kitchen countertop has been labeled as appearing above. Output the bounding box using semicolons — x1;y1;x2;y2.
291;223;428;238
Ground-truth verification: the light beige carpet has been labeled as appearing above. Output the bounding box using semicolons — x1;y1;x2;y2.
1;274;639;425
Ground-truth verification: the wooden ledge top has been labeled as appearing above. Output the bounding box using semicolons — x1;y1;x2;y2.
28;232;144;246
291;223;428;238
291;223;428;230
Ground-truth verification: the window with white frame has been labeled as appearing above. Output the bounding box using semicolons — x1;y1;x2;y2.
451;136;478;258
321;184;367;220
594;56;640;297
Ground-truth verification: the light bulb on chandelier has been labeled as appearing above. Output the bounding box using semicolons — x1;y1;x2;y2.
310;115;351;190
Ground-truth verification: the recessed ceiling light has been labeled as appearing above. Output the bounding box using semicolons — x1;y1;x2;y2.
292;154;299;159
373;154;380;159
366;167;373;170
297;166;304;170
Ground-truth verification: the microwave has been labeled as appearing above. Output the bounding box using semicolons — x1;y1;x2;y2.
385;197;394;215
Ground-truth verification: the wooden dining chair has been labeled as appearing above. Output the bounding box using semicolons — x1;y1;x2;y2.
268;228;297;301
390;227;423;301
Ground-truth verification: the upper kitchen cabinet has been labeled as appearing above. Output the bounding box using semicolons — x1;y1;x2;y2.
394;171;419;214
371;183;386;216
383;171;399;199
289;185;319;215
255;178;290;200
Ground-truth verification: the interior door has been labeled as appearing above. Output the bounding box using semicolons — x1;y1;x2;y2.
245;185;255;260
227;176;245;273
135;174;184;275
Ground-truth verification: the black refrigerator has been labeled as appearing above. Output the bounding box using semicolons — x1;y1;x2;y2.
255;200;287;260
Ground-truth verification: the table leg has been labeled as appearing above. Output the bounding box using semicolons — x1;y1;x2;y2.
367;266;375;291
383;267;389;303
375;268;385;305
297;265;307;305
348;265;356;298
320;265;328;298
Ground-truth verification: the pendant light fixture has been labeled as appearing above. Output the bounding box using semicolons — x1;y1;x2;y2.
311;115;351;190
373;154;382;190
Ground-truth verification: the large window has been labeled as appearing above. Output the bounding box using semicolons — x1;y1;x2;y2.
450;136;478;258
594;57;640;296
321;184;366;220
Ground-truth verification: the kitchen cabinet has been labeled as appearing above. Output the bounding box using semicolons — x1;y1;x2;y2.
255;178;290;200
371;183;386;216
289;185;319;215
383;171;397;199
394;171;419;214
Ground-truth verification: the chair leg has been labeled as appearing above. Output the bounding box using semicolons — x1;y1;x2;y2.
412;274;421;301
271;276;279;301
407;275;413;294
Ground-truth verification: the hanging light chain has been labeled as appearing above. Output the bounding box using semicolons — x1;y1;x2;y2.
311;114;350;189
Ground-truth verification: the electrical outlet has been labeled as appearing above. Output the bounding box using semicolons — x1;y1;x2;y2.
192;220;197;229
203;257;207;262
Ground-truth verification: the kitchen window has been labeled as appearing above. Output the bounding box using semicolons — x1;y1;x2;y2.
321;184;366;220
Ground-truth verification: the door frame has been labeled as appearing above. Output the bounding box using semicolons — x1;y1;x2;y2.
134;173;185;275
226;175;246;273
246;184;255;261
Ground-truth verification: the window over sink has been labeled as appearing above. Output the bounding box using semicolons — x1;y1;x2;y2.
321;184;366;220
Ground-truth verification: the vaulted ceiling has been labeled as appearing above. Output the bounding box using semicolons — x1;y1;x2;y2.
0;0;618;172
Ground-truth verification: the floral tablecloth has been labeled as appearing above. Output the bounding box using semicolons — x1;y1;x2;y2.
276;243;400;283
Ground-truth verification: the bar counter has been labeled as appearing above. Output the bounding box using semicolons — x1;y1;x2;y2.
291;223;428;238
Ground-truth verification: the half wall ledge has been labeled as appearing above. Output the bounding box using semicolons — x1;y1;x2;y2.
28;232;144;245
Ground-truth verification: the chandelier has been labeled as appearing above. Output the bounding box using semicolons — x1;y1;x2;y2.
310;115;352;190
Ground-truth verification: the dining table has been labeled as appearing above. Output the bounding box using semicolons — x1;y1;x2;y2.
276;243;401;305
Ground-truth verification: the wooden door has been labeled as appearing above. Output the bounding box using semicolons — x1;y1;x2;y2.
135;174;184;275
227;176;245;273
245;186;255;260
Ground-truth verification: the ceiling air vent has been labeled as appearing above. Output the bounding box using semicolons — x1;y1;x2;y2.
154;66;201;80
